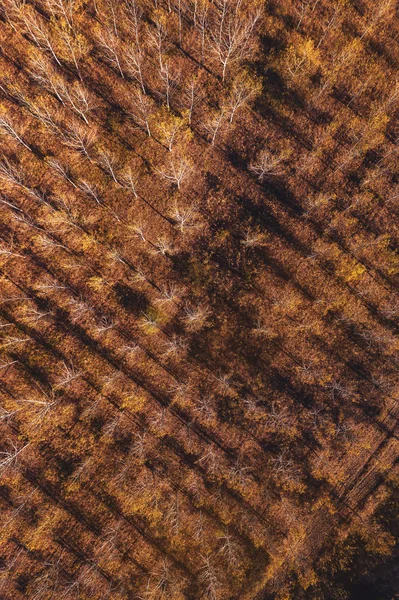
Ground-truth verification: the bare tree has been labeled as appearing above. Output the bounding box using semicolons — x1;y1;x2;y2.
165;492;180;534
119;167;139;197
30;551;65;600
0;439;30;473
97;149;120;183
162;333;188;358
124;46;146;93
0;115;32;151
156;115;185;152
203;109;227;146
147;10;168;72
171;203;199;233
54;361;83;389
1;335;32;349
223;71;261;123
62;121;97;158
70;457;93;484
240;228;267;248
209;0;263;82
126;0;144;46
156;155;192;189
199;554;219;600
47;158;77;188
218;529;239;567
295;0;311;30
46;0;75;29
183;302;209;330
45;0;88;75
22;306;52;324
77;179;103;204
19;387;58;425
0;158;27;188
249;148;285;181
196;448;219;474
95;26;124;78
58;81;93;124
152;235;175;256
128;89;155;137
96;315;115;334
156;283;181;305
0;359;19;372
194;0;209;61
182;75;204;125
159;60;180;109
16;3;63;65
29;57;94;123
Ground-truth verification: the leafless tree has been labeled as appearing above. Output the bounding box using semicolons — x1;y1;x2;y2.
223;72;261;123
157;116;184;152
128;89;155;137
119;167;139;197
199;553;219;600
29;55;93;123
0;439;30;473
95;26;124;78
16;4;63;66
1;335;32;349
97;149;120;183
156;284;181;305
171;203;199;233
46;0;87;75
30;551;64;600
183;302;209;329
70;456;93;484
46;0;75;29
209;0;262;82
124;47;146;93
194;0;209;60
265;402;291;431
96;315;115;333
196;447;218;475
325;378;352;402
218;529;239;566
29;101;61;134
0;115;32;151
23;306;52;324
249;148;285;181
159;60;180;109
60;82;93;124
152;236;174;256
203;109;227;146
156;156;192;189
295;0;311;30
62;121;97;158
240;228;267;248
0;158;26;188
182;75;204;125
147;10;168;72
54;361;83;389
0;358;19;371
47;158;77;188
162;333;188;358
126;0;144;45
193;395;216;422
0;293;32;307
77;179;103;204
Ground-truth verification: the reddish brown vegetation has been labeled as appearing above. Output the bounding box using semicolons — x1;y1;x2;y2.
0;0;398;599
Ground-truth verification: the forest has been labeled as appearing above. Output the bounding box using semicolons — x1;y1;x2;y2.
0;0;398;598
